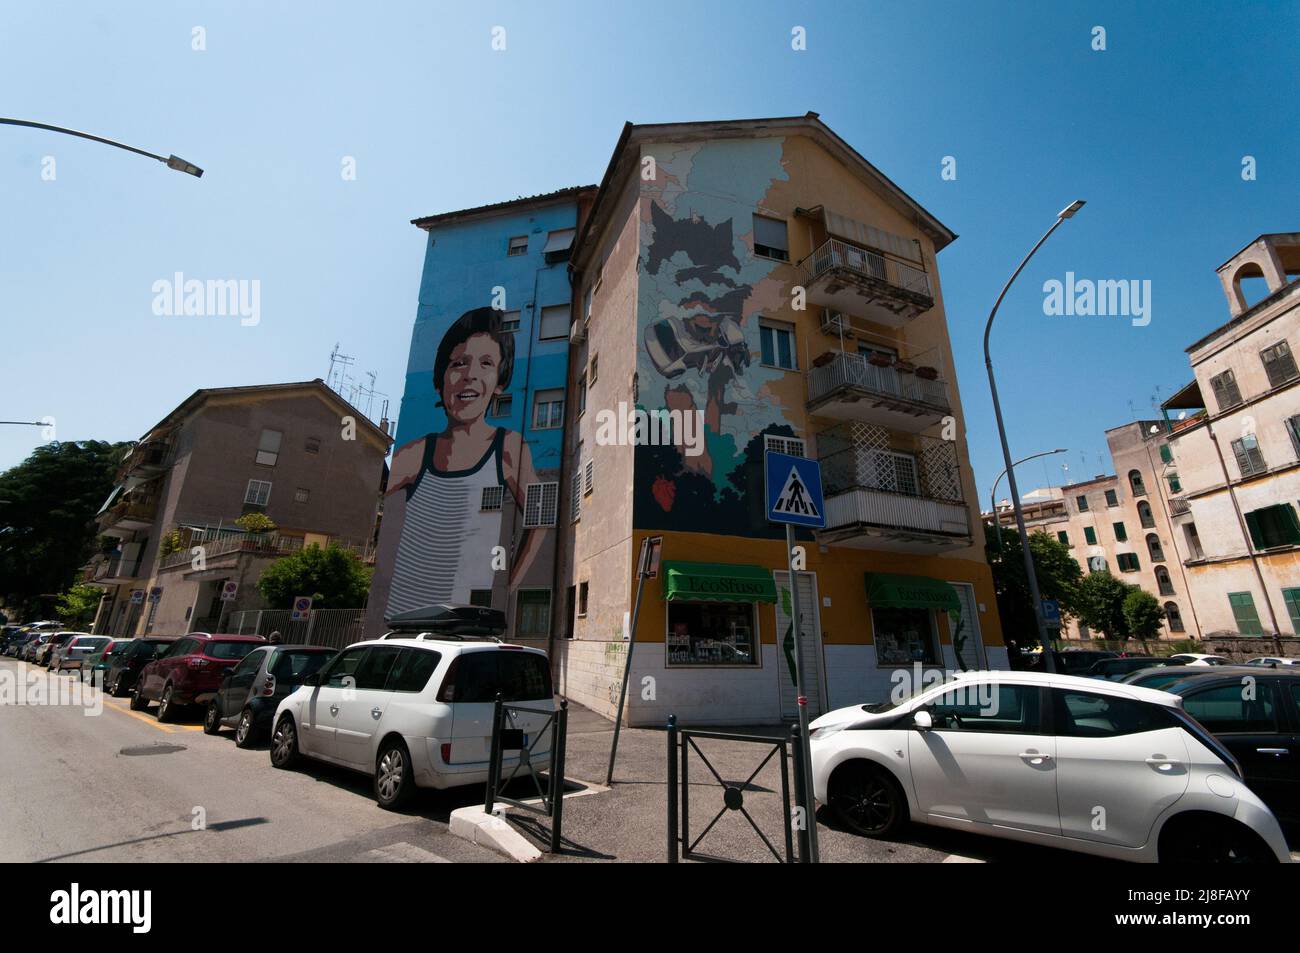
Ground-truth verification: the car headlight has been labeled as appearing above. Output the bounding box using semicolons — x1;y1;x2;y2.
809;723;845;741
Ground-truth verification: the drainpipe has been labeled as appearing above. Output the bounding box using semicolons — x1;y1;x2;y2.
1205;422;1284;652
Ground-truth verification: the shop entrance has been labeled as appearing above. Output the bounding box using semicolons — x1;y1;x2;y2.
773;571;825;720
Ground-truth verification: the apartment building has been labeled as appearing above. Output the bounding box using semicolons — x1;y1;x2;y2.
364;187;598;645
1160;232;1300;638
556;114;1004;726
90;381;390;636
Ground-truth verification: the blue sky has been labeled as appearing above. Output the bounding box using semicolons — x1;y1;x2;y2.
3;1;1298;508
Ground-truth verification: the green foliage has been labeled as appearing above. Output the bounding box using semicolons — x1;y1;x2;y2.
1074;572;1135;640
1123;587;1167;642
985;526;1083;648
55;583;105;628
0;440;131;618
235;512;276;534
257;543;371;609
158;529;185;557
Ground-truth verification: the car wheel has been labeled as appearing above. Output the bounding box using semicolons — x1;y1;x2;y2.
234;709;257;749
374;739;415;810
129;687;149;711
1160;819;1278;863
156;684;176;723
203;701;222;735
270;716;301;769
828;763;908;839
109;675;125;697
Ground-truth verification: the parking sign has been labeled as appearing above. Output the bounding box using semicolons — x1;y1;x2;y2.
291;596;313;622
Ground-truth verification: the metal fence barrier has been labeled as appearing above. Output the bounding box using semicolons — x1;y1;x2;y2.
224;608;367;650
484;695;569;854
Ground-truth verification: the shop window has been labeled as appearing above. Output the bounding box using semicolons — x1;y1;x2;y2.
1228;591;1264;636
666;600;759;666
871;607;940;666
515;589;551;640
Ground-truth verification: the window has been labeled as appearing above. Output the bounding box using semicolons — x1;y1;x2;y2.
584;459;594;496
294;487;310;504
305;437;321;454
1167;473;1182;493
1164;601;1185;632
1159;444;1173;465
1228;591;1264;636
244;480;272;506
1053;690;1170;737
759;320;797;370
871;607;940;666
1104;489;1119;507
1146;533;1165;561
515;590;551;640
1127;469;1146;496
488;394;513;418
577;581;589;617
1117;552;1140;573
667;600;759;666
255;429;282;467
443;651;552;703
577;372;587;416
570;469;581;523
543;228;575;263
1084;526;1097;545
763;433;806;458
926;684;1042;734
1209;369;1243;411
532;389;564;429
1076;495;1090;512
1057;531;1070;546
1244;503;1300;549
323;647;366;687
752;214;790;261
469;589;493;608
500;310;521;333
389;648;441;693
1260;340;1298;387
1284;587;1300;632
523;482;558;527
480;485;504;511
1182;682;1277;733
589;354;598;384
1112;522;1127;542
355;646;403;691
582;286;593;325
539;305;568;340
1231;434;1267;478
1155;566;1174;596
1184;522;1205;560
1138;500;1155;528
507;235;528;257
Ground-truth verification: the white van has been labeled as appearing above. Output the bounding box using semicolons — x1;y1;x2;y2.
270;638;556;809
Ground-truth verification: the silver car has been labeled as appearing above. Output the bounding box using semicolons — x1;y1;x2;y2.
51;635;109;673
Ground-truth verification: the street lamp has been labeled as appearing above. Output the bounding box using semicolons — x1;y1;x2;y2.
984;201;1085;670
0;118;203;177
989;448;1068;551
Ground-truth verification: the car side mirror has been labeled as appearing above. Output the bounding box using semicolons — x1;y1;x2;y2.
304;673;321;687
913;710;933;731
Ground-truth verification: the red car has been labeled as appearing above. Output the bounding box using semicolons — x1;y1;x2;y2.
130;633;267;722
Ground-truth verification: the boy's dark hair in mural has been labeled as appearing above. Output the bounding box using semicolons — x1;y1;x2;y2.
433;306;515;408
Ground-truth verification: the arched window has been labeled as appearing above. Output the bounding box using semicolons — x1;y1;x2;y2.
1155;565;1173;595
1164;602;1185;633
1128;469;1146;496
1137;499;1155;528
1146;533;1164;562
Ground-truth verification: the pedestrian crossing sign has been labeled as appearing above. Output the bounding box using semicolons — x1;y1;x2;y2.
764;451;826;529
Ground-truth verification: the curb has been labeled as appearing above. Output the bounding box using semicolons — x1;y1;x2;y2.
448;806;543;863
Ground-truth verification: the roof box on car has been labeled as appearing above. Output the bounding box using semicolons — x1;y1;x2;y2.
384;603;507;637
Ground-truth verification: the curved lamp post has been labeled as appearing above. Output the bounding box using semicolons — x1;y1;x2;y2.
984;201;1085;668
0;118;202;177
989;448;1068;551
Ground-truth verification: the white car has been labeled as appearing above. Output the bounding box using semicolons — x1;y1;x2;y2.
810;670;1290;863
1168;653;1229;666
1244;656;1300;667
270;638;556;809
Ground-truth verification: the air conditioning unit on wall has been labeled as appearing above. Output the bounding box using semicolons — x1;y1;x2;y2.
569;320;586;344
820;309;850;337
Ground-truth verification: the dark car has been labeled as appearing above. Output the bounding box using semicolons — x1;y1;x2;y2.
105;637;178;697
81;637;135;685
1121;664;1260;691
131;633;267;722
1084;656;1185;681
1025;649;1118;675
0;625;23;654
1163;669;1300;835
203;644;335;747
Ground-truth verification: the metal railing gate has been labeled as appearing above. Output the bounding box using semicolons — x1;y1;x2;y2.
484;696;568;853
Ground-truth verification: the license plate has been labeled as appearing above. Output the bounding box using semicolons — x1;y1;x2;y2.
499;728;524;750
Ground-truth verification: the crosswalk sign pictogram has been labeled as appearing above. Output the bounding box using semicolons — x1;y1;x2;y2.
765;451;826;529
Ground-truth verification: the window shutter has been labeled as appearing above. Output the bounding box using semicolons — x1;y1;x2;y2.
1244;509;1264;549
570;471;581;523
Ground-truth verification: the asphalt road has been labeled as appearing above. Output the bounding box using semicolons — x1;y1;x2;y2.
0;657;503;863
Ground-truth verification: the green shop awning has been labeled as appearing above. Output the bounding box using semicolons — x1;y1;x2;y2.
662;561;778;603
865;573;960;612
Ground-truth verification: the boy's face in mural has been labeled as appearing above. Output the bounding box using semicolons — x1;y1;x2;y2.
441;332;502;425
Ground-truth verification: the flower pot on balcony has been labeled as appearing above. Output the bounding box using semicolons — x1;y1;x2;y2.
893;359;916;374
915;365;939;380
866;352;892;367
812;351;838;368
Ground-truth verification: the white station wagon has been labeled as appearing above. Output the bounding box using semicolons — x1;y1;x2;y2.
810;669;1291;863
270;638;556;809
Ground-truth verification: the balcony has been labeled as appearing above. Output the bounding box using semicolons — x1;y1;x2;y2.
99;497;158;533
94;554;143;583
799;238;934;327
807;351;949;432
815;422;972;552
121;438;172;477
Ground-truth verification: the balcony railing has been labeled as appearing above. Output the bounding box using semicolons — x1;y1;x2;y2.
1169;497;1191;516
94;554;142;581
120;438;172;476
101;498;157;528
801;238;933;299
159;529;376;570
807;351;949;419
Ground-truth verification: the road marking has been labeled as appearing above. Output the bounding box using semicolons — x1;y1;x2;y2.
361;842;451;863
100;698;184;734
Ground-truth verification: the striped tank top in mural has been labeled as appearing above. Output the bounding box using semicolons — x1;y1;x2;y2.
386;428;506;616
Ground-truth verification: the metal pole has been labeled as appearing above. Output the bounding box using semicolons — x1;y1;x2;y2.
983;204;1083;669
666;714;678;863
549;700;568;854
990;449;1068;552
0;118;203;176
785;523;820;862
485;694;504;816
606;562;649;785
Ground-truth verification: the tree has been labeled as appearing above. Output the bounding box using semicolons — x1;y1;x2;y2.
235;512;276;534
257;543;372;609
1074;572;1134;640
55;583;105;628
1123;588;1166;645
985;526;1083;648
0;440;131;619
